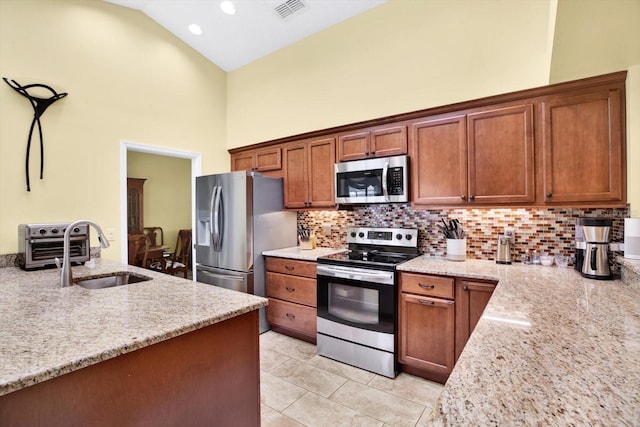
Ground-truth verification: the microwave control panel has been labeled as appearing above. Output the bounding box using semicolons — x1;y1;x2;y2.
388;167;404;195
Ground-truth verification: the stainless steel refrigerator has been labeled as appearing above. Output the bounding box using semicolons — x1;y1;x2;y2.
195;171;297;333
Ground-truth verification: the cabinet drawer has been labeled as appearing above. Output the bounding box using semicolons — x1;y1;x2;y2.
265;257;316;278
267;299;317;338
400;273;454;299
266;272;316;307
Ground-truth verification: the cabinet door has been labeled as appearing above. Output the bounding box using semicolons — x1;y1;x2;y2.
370;125;407;158
337;131;369;162
283;143;308;209
255;147;282;172
230;152;255;172
541;89;624;204
467;104;535;204
307;137;336;208
410;115;467;205
455;279;496;361
398;293;455;380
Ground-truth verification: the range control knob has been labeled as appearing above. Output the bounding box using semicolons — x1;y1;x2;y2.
51;228;59;234
350;231;357;238
396;233;403;240
39;228;47;235
405;234;413;240
358;232;365;238
73;227;80;233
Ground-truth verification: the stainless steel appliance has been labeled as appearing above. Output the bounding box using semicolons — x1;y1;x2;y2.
195;171;297;333
580;217;613;280
18;223;90;270
316;227;419;378
335;155;408;204
574;217;587;271
496;230;514;264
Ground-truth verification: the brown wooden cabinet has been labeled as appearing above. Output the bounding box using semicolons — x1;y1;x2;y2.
283;137;335;209
455;278;496;360
411;103;534;207
127;178;145;234
541;87;625;204
398;272;455;384
265;257;318;343
337;125;407;162
230;146;282;177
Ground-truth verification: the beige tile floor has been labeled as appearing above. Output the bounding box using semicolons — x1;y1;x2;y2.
260;331;444;427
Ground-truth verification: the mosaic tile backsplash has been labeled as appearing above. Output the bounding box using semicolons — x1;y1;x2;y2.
298;205;629;264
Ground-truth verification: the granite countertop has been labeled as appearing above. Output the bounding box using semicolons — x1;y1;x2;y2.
262;246;346;261
397;257;640;425
0;259;267;396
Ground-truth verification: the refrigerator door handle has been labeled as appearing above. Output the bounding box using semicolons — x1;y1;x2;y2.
209;185;218;248
212;186;224;251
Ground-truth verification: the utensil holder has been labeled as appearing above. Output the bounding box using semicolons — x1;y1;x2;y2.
446;238;466;261
300;235;316;250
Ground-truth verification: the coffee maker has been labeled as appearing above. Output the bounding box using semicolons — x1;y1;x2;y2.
579;217;613;280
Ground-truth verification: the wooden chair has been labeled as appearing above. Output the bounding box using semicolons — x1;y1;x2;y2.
127;233;150;268
151;229;192;278
143;226;164;248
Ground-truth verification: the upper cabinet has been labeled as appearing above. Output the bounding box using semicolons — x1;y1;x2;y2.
230;146;282;177
283;137;336;209
411;103;534;206
337;124;407;162
230;71;626;209
541;87;625;204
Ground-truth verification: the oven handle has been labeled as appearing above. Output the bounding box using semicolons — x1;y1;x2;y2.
317;264;394;285
29;236;87;244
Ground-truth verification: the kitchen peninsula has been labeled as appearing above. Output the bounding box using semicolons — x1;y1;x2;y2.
0;259;267;425
397;257;640;425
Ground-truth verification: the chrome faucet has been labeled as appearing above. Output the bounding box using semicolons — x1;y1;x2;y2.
60;219;110;288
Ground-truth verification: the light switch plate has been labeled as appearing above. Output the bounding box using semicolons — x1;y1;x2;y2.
322;224;332;236
105;228;116;242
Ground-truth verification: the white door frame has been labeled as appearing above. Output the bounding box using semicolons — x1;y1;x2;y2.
120;141;202;274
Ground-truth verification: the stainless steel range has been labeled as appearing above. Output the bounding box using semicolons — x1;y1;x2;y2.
316;226;419;378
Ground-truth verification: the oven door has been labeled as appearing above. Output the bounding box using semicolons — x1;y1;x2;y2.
316;264;396;335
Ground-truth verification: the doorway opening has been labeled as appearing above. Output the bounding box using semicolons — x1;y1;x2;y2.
120;141;201;274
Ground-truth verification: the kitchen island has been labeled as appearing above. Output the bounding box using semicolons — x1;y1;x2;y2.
0;258;267;425
397;257;640;426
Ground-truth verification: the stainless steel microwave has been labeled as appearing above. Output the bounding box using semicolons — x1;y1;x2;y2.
335;155;409;204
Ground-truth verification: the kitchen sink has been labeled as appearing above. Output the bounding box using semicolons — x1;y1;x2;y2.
74;272;152;289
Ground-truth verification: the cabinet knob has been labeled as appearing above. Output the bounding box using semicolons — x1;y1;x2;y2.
365;151;370;156
463;285;469;291
546;192;553;198
469;195;475;201
371;151;375;155
460;195;466;200
285;286;295;292
418;283;435;290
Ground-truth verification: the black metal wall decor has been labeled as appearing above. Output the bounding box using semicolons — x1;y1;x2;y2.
3;77;68;191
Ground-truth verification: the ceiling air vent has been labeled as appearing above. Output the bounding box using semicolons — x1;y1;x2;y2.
274;0;307;20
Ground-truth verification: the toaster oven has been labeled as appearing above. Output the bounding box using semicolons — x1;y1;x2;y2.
18;223;90;270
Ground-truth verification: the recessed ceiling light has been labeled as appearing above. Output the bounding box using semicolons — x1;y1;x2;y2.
188;24;203;35
220;0;236;15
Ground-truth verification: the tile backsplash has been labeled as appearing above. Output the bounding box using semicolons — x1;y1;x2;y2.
298;204;629;263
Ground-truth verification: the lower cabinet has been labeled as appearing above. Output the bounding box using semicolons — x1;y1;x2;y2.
398;272;496;384
399;273;455;384
265;257;317;343
455;278;497;360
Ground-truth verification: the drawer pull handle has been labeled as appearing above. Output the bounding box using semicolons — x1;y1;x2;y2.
418;283;435;289
418;299;435;306
285;286;295;292
285;265;295;271
285;313;296;320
